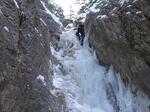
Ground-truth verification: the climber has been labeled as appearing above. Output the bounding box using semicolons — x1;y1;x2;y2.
76;24;85;46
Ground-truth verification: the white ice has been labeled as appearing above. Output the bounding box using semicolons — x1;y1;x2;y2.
51;28;150;112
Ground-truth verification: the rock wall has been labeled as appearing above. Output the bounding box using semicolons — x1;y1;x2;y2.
0;0;65;112
85;0;150;96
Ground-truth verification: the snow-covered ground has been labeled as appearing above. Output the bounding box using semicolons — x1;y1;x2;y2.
50;28;150;112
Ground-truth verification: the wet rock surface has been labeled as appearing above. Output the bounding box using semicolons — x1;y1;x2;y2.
0;0;65;112
85;0;150;96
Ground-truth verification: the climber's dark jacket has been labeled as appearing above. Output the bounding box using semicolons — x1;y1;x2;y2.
76;24;85;45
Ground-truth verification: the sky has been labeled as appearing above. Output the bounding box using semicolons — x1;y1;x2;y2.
54;0;81;18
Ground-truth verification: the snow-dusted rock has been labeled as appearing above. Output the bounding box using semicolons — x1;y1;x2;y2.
85;0;150;98
0;0;65;112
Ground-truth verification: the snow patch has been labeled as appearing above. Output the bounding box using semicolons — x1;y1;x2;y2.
111;13;115;16
133;0;138;3
40;18;47;26
66;23;74;29
28;34;31;37
97;15;108;19
40;1;62;26
112;7;117;12
35;27;39;33
37;75;46;86
126;11;131;15
13;0;19;8
100;15;108;19
136;11;142;14
50;45;56;56
77;13;87;23
49;60;53;68
119;0;129;6
40;34;42;37
89;3;100;13
4;26;9;32
127;5;132;8
40;43;44;48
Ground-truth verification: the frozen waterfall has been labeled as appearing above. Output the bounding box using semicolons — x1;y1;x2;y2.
50;28;150;112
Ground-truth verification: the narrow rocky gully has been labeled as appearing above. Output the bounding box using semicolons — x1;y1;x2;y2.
50;28;150;112
1;0;150;112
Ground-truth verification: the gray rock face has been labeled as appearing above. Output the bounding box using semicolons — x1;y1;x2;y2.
0;0;66;112
85;0;150;96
